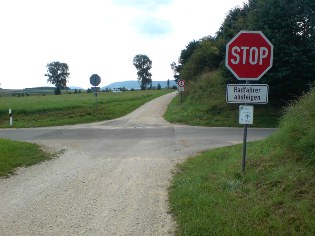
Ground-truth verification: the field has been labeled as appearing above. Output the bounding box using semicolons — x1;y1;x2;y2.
0;90;171;128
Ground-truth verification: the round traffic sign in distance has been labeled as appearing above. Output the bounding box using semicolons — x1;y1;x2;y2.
90;74;101;86
225;31;273;81
178;80;185;87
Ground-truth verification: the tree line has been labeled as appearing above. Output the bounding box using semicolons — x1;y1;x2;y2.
171;0;315;100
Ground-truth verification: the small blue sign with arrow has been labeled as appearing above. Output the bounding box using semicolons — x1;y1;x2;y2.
239;105;254;124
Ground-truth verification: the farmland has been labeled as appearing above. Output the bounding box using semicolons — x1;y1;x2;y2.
0;90;172;128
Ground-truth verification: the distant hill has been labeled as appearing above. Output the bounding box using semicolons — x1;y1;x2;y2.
68;86;84;90
103;80;177;90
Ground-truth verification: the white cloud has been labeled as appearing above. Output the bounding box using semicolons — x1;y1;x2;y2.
0;0;247;89
112;0;172;10
132;15;172;36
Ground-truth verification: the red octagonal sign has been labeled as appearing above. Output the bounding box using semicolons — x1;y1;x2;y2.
225;31;273;81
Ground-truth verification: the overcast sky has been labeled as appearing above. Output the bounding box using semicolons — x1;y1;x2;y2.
0;0;246;89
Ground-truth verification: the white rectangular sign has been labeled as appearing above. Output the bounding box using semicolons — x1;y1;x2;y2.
226;84;269;104
239;105;254;124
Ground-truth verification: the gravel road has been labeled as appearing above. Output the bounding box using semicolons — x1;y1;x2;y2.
0;92;276;235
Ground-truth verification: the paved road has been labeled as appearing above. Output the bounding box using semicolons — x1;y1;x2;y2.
0;92;276;235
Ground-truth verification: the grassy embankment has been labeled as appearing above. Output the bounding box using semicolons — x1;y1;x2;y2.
165;71;281;128
0;90;171;177
168;73;315;235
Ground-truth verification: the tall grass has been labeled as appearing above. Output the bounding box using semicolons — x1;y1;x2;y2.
169;88;315;235
275;89;315;163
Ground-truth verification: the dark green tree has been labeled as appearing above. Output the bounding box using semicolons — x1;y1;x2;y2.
179;40;200;65
180;37;220;82
133;54;152;90
45;61;70;95
246;0;315;99
217;0;315;99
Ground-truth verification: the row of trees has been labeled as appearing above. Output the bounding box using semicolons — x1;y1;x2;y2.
172;0;315;99
45;54;154;95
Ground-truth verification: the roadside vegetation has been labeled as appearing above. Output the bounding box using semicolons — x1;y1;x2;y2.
167;0;314;233
0;138;55;177
165;71;282;128
170;0;315;101
169;87;315;235
0;90;171;128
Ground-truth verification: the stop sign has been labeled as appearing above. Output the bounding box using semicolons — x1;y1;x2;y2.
225;31;273;80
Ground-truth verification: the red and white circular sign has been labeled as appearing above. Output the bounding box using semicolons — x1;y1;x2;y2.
178;80;185;87
225;31;273;81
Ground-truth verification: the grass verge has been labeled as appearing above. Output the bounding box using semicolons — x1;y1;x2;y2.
169;139;315;235
169;88;315;235
0;138;55;177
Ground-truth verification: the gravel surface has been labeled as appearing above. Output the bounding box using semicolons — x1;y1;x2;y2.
0;92;276;235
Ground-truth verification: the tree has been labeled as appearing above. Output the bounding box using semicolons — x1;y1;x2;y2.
133;54;152;90
180;37;220;82
179;40;200;65
245;0;315;99
45;61;70;95
170;62;180;82
217;0;315;99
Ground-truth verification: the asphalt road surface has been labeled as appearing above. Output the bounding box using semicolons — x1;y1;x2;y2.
0;92;277;235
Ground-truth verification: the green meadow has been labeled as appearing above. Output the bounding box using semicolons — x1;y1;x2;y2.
0;90;171;128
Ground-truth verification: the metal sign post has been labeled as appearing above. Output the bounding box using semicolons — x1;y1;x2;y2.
90;74;101;112
242;124;248;173
239;103;254;173
94;89;98;110
178;80;185;105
